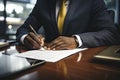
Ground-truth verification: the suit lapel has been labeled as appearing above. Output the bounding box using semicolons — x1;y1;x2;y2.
49;0;60;34
62;0;79;34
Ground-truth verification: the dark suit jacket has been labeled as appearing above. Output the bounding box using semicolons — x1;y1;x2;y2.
16;0;120;48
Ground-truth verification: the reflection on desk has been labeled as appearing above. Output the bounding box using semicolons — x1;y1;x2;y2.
1;46;120;80
0;46;18;55
0;54;45;79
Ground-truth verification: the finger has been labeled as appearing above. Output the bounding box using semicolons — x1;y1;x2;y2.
41;38;45;46
50;41;63;49
54;44;69;50
47;40;60;49
29;32;41;46
26;36;40;49
37;34;45;47
38;34;44;39
24;39;32;49
48;37;62;48
37;34;45;46
25;35;40;49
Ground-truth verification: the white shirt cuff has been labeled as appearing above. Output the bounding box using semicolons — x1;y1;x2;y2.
73;35;82;47
20;34;28;44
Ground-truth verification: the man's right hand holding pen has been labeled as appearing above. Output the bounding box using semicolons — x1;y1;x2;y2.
24;32;45;50
21;24;45;50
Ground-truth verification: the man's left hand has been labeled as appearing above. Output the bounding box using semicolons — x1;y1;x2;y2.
47;36;78;50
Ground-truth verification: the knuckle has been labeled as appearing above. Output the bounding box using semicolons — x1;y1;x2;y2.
29;32;34;36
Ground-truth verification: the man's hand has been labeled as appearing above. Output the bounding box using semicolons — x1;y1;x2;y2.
24;32;44;50
47;36;78;50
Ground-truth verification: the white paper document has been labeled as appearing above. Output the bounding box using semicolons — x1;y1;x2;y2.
14;48;86;62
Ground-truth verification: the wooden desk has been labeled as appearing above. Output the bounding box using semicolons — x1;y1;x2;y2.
6;47;120;80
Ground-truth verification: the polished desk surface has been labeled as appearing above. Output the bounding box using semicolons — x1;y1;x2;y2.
2;46;120;80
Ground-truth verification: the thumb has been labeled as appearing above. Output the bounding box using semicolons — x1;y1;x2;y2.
41;37;45;46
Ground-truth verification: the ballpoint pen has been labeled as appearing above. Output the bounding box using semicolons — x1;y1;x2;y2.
29;25;45;50
29;25;38;36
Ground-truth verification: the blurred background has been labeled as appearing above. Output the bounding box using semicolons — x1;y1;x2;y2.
0;0;119;41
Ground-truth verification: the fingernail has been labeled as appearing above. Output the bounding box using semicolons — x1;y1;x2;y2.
48;47;51;50
53;48;56;50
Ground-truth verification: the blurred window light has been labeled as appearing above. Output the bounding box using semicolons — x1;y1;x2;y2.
30;0;37;4
0;3;4;11
8;25;13;30
6;4;23;14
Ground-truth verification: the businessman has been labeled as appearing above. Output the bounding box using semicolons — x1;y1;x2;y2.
16;0;120;50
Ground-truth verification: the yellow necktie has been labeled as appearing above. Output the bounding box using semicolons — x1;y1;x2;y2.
57;0;67;33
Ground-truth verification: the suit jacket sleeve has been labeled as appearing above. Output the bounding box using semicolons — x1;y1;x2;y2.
79;0;120;48
16;0;42;43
